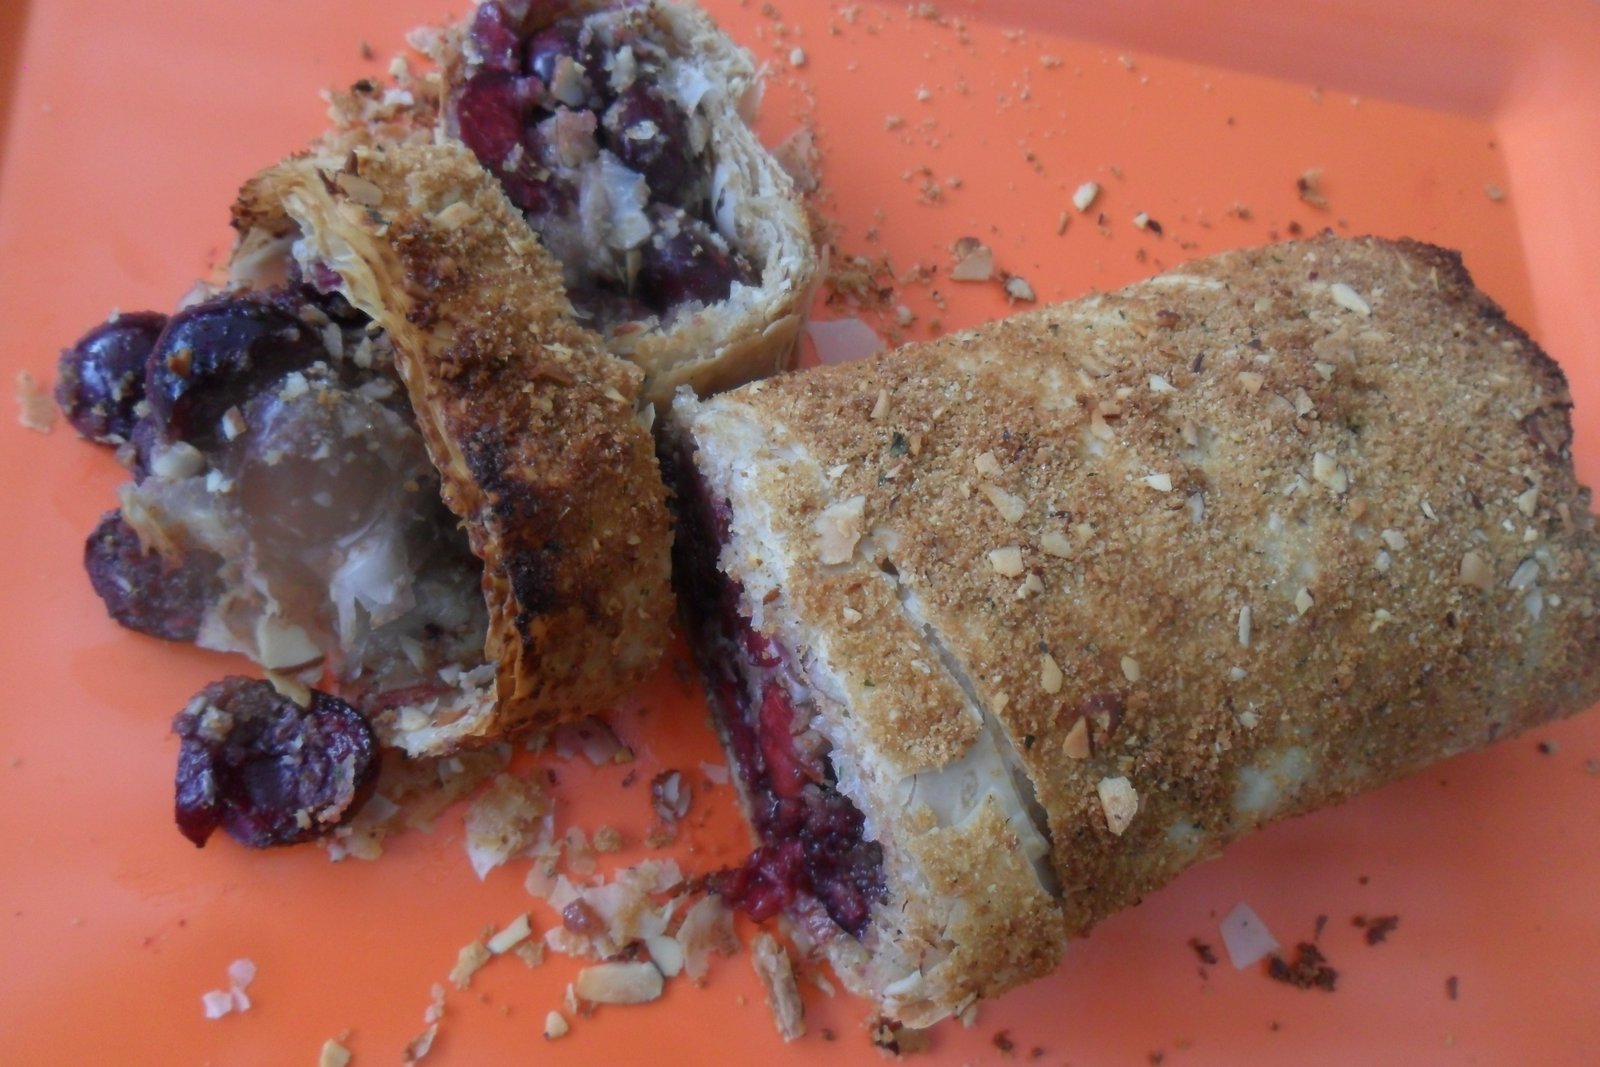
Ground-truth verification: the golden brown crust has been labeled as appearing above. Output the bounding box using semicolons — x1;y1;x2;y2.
678;235;1600;1022
234;142;675;754
328;0;817;407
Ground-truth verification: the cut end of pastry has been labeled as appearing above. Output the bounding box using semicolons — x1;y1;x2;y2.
331;0;819;408
226;140;675;754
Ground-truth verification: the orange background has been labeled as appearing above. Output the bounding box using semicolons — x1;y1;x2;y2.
2;1;1598;1064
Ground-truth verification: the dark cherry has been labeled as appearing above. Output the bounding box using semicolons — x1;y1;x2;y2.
143;295;325;450
566;283;655;330
636;206;756;309
466;1;522;74
500;125;574;216
603;85;691;201
670;450;888;937
173;676;379;848
55;311;167;443
84;510;223;642
456;72;526;170
121;414;162;481
713;839;803;923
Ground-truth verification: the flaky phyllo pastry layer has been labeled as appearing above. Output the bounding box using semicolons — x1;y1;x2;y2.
669;236;1600;1025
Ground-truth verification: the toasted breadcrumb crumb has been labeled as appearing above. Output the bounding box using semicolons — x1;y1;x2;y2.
15;371;55;433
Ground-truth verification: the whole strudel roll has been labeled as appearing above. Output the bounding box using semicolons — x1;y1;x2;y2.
327;0;819;407
666;236;1600;1025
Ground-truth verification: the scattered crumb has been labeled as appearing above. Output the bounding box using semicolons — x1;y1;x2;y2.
544;1010;570;1040
1297;167;1328;208
993;1029;1015;1055
1188;937;1218;966
402;1024;438;1064
1353;914;1400;946
15;371;56;433
869;1016;932;1056
651;768;693;824
1485;183;1505;202
201;990;235;1020
1537;739;1559;756
319;1039;353;1067
592;825;623;852
1002;274;1036;303
1267;943;1338;991
462;771;548;879
200;957;257;1019
1073;180;1100;212
450;940;492;990
949;237;994;282
772;126;820;194
789;47;807;67
1446;975;1460;1000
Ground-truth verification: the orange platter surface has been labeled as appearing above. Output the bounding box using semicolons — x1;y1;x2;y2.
3;2;1599;1064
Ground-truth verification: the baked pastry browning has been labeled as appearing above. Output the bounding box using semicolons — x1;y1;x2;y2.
230;142;675;754
669;236;1600;1024
328;0;818;407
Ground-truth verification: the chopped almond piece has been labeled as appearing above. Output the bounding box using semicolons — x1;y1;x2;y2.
574;961;665;1005
1097;776;1140;835
752;933;807;1042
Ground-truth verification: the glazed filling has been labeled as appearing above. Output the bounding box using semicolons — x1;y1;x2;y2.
70;281;488;717
667;442;886;938
452;1;757;335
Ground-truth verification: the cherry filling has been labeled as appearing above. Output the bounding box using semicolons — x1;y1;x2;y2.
453;1;757;332
665;441;886;938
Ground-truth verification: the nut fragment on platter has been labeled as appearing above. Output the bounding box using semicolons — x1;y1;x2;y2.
486;913;533;955
574;961;666;1005
1003;274;1037;303
950;236;994;282
651;769;693;822
544;1011;570;1040
752;932;807;1042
